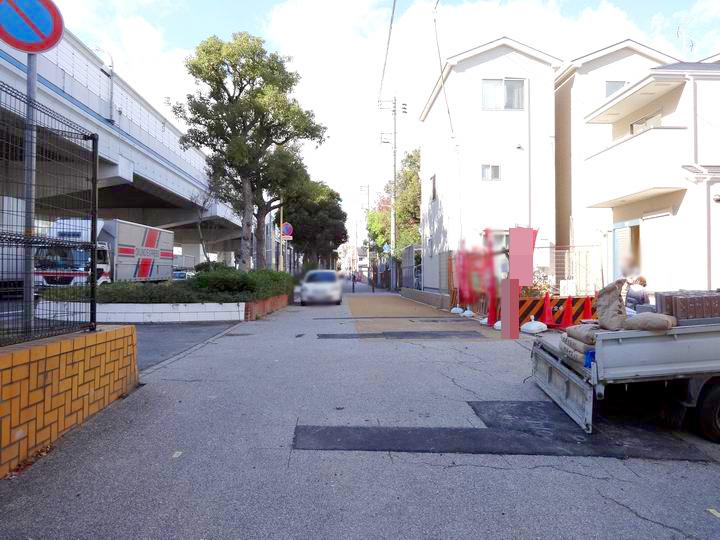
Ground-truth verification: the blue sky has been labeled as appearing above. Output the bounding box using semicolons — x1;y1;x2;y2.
125;1;702;51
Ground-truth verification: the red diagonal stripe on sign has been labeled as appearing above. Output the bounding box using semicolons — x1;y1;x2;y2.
136;258;153;278
144;229;160;249
6;0;48;39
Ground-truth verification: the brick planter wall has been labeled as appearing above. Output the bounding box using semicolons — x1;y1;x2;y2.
0;326;138;477
244;294;290;321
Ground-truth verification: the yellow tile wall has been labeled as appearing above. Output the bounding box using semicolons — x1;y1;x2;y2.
0;326;138;477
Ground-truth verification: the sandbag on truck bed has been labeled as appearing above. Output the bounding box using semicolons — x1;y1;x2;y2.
559;342;587;370
622;312;678;331
566;324;601;346
561;334;594;354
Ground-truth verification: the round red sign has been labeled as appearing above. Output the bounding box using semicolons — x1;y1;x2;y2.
0;0;64;53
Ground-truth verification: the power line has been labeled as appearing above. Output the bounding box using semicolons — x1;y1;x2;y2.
378;0;398;101
432;2;455;137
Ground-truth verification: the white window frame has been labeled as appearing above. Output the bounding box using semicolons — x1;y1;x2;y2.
482;78;525;111
481;164;501;182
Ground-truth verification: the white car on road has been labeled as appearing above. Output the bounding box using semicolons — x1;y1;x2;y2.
300;270;342;306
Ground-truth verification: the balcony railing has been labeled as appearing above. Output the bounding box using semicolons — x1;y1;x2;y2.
584;126;690;206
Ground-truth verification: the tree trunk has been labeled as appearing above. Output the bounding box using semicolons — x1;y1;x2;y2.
237;178;254;272
195;219;211;263
254;204;269;270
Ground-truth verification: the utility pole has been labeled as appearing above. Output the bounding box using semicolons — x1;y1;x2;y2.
360;184;371;284
391;97;397;291
379;97;406;291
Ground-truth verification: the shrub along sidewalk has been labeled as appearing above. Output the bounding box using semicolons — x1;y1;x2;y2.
43;268;295;305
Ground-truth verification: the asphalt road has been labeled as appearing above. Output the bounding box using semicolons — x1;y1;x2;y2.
135;323;236;371
1;293;719;539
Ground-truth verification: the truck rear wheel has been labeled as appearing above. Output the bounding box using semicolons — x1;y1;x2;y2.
698;384;720;443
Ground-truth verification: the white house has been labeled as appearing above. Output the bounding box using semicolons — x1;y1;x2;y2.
554;40;679;289
419;37;561;293
582;61;720;291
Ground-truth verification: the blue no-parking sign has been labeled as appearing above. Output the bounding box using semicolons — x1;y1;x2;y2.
0;0;64;53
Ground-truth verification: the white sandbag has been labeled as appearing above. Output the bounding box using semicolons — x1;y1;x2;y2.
521;316;548;335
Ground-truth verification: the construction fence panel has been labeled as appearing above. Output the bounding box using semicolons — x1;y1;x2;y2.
532;245;603;297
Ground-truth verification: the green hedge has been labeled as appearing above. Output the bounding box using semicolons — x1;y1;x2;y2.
42;269;294;305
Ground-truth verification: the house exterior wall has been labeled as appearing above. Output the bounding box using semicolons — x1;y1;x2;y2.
559;50;669;248
696;79;720;164
421;45;557;291
582;74;720;291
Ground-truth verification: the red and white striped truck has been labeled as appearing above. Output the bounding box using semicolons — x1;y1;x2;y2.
34;219;175;287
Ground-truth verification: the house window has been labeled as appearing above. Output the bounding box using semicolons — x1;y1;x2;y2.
481;165;501;181
631;111;662;135
482;79;524;110
431;175;437;201
605;81;626;97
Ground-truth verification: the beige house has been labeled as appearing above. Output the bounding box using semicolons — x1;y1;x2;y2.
555;40;683;290
586;62;720;290
578;60;720;291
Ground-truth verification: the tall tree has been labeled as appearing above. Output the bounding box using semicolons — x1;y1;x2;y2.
253;147;309;269
282;180;348;268
366;149;421;253
174;33;325;271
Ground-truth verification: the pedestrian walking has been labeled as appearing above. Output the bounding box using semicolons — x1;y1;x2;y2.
352;272;356;293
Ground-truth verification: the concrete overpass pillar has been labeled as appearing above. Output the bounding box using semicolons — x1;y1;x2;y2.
217;252;235;267
180;244;205;268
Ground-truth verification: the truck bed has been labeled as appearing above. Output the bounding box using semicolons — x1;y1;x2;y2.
532;324;720;433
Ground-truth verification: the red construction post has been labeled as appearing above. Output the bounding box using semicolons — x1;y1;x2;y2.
501;278;520;339
487;293;498;327
582;296;593;320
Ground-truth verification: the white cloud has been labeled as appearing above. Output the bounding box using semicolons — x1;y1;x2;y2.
54;0;193;122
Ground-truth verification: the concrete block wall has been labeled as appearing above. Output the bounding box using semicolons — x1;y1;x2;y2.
0;326;138;477
400;288;452;310
95;303;246;323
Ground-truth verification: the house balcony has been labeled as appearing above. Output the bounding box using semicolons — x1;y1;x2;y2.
584;126;691;208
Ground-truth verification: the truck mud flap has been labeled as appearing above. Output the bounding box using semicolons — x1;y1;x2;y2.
532;342;594;434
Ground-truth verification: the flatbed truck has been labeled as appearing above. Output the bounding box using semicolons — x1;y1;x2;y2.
532;325;720;442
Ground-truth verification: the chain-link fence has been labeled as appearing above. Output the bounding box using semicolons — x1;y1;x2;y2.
0;83;98;347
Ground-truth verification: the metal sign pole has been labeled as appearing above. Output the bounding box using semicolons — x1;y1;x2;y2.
279;205;284;272
22;53;38;333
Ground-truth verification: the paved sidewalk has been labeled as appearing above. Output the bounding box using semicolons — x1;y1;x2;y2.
1;298;719;538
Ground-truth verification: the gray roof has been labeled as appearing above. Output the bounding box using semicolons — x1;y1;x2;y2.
654;62;720;71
